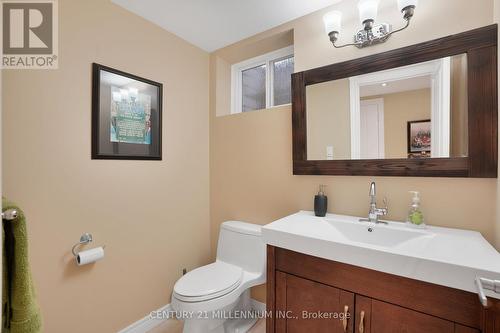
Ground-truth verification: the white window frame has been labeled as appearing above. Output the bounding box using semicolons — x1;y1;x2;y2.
231;46;294;114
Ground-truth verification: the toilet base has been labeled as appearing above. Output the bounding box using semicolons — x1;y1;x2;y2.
223;316;258;333
182;290;259;333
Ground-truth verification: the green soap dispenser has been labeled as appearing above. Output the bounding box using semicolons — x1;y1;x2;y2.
407;191;425;228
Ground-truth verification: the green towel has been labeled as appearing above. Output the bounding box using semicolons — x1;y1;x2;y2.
2;199;42;333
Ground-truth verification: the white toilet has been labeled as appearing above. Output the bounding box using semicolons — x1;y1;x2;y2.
171;221;266;333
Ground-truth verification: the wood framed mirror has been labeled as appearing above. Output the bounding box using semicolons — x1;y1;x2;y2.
292;25;498;177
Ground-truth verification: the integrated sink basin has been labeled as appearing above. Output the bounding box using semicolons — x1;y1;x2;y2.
262;211;500;299
326;217;433;248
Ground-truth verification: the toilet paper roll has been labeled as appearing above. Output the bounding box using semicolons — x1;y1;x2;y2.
76;247;104;266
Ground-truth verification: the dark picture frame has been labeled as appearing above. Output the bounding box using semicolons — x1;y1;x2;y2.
92;63;163;160
407;119;431;157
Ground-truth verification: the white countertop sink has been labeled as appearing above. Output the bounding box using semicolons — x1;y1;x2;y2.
326;217;433;249
262;211;500;299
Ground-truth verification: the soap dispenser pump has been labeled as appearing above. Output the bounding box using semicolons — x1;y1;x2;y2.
407;191;425;228
314;185;328;217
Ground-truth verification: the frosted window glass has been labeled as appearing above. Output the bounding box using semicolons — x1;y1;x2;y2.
242;65;266;112
273;56;294;106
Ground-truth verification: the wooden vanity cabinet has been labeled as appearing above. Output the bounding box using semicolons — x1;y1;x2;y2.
267;246;497;333
354;295;477;333
276;272;355;332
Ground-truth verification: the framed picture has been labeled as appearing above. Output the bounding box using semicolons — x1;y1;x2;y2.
407;119;431;157
92;63;162;160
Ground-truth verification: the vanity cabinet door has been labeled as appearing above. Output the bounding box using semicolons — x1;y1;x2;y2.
275;272;355;333
354;296;372;333
355;295;456;333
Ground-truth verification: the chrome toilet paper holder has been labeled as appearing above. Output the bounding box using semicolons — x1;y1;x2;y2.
72;233;105;257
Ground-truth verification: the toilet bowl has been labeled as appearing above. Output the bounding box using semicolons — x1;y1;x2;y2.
171;221;266;333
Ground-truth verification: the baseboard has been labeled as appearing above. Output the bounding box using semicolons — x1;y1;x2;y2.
117;303;171;333
118;299;266;333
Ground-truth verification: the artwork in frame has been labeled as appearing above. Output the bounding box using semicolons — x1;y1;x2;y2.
407;119;431;158
92;63;162;160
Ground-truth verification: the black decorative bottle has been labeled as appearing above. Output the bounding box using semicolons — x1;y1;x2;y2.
314;185;328;217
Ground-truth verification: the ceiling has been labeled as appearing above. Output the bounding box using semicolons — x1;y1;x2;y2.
111;0;343;52
360;76;432;97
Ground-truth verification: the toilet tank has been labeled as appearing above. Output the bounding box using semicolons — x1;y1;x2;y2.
216;221;265;275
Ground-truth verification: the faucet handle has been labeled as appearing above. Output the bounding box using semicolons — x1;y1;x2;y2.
381;197;389;215
383;197;388;209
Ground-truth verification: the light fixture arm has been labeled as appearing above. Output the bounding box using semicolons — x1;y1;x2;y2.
333;42;360;49
388;16;411;35
327;4;416;49
381;16;411;39
329;32;359;49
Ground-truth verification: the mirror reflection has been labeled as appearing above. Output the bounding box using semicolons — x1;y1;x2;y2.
306;54;468;161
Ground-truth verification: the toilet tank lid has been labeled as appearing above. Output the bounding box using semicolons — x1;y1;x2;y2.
221;221;261;236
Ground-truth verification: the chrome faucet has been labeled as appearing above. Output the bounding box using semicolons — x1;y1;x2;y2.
360;181;388;224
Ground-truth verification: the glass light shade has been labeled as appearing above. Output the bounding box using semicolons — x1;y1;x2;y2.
398;0;418;11
323;11;342;34
358;0;379;24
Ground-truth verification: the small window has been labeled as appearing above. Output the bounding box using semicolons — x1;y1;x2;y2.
242;64;266;112
232;46;294;114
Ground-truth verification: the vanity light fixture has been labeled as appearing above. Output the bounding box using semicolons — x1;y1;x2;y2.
323;0;418;49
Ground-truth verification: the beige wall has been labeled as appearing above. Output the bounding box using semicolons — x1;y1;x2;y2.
307;79;351;160
2;0;497;328
2;1;210;332
210;0;498;303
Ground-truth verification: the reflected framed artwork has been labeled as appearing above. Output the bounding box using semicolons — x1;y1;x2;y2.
92;63;162;160
407;119;431;158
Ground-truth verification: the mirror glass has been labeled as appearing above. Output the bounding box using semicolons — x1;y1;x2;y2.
306;54;468;161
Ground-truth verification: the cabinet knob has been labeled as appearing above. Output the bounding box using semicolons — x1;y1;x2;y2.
342;305;349;332
359;310;365;333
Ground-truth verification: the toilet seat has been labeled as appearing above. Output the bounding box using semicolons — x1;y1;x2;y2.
173;262;243;302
